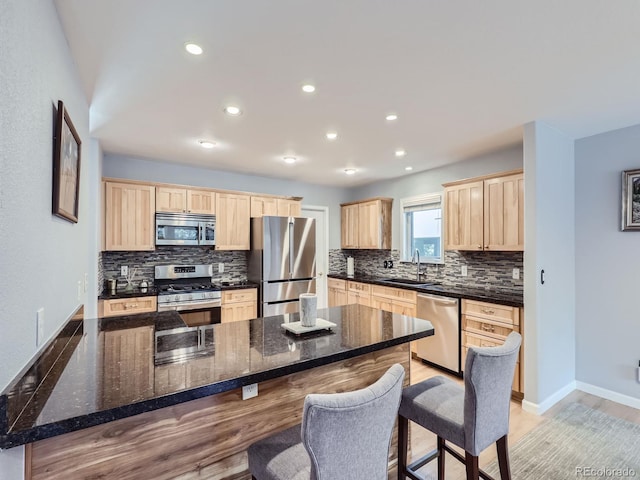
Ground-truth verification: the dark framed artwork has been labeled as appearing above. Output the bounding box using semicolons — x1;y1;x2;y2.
621;169;640;231
52;100;81;223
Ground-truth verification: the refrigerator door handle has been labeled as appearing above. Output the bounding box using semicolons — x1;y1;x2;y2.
288;218;294;279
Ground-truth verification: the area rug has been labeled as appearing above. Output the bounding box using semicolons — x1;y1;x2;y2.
484;402;640;479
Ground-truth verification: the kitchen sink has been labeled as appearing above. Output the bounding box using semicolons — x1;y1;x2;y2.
379;278;441;288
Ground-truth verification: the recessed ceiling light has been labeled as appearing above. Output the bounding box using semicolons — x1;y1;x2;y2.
283;156;297;164
326;132;338;140
224;105;241;116
185;43;203;55
199;140;216;149
395;149;406;157
302;84;316;93
405;166;413;171
386;113;398;121
344;168;357;175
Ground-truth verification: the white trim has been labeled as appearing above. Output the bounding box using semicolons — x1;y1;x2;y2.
399;192;443;264
576;381;640;410
301;205;329;308
522;380;576;415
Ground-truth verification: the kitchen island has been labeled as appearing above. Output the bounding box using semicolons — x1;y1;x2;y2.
0;304;433;480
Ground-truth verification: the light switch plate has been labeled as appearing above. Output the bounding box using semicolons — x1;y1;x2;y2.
218;263;224;273
461;265;468;277
121;265;128;277
512;268;520;280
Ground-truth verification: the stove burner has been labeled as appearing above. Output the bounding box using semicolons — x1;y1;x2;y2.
157;283;220;294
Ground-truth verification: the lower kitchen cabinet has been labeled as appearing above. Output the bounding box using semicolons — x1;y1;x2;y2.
100;296;157;317
347;281;371;306
328;278;348;307
221;288;257;323
461;299;523;395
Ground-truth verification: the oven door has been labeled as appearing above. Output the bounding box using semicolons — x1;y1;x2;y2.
156;216;200;246
155;325;215;364
158;299;221;327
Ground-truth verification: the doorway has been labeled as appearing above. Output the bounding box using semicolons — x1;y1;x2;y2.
301;205;329;309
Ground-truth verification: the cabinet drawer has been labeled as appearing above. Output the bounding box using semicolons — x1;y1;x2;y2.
101;296;157;317
347;281;371;294
463;330;504;349
370;285;417;303
462;299;519;326
463;316;519;341
328;278;347;290
462;346;520;392
222;288;257;304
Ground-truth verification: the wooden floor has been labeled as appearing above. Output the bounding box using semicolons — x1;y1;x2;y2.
389;357;640;479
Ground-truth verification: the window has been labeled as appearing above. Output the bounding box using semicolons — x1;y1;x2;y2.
401;193;443;263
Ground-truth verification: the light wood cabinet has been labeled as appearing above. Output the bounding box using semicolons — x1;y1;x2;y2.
101;326;154;408
443;170;523;251
347;281;371;306
100;296;157;317
104;181;155;251
215;192;251;250
221;288;257;323
340;198;392;249
156;187;216;215
250;196;302;217
328;278;348;307
461;299;523;395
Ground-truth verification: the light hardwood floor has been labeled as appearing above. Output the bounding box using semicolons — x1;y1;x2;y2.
389;356;640;479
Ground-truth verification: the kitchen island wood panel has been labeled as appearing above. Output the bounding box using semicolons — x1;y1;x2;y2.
29;344;410;480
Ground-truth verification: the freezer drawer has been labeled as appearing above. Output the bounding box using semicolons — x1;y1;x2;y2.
262;279;316;303
415;293;460;374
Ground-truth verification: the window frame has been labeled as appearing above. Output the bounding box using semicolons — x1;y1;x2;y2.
400;193;444;264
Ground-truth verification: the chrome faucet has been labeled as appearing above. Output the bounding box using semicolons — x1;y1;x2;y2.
411;249;421;281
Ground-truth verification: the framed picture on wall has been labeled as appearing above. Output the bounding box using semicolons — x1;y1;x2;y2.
52;100;82;223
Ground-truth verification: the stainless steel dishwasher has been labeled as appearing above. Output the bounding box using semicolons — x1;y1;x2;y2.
415;293;461;374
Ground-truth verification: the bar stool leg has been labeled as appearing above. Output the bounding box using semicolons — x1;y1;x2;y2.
397;415;409;480
465;451;479;480
437;436;445;480
496;435;511;480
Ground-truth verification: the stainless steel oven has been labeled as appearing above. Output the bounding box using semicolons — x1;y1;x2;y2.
155;213;215;246
155;324;215;364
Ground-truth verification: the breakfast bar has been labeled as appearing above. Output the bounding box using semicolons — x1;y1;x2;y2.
0;304;433;480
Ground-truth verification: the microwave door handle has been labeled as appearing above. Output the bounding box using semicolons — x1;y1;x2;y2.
199;224;203;244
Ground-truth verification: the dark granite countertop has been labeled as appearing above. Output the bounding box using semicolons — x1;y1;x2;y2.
328;273;523;307
0;304;433;449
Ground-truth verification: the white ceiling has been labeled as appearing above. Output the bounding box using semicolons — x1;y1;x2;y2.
54;0;640;187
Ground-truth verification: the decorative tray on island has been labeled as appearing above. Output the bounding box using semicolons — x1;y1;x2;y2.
281;318;337;335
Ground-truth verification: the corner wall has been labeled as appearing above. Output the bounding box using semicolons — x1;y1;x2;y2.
575;124;640;403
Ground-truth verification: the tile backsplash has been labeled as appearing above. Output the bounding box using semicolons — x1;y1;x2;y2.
329;249;523;292
100;247;247;293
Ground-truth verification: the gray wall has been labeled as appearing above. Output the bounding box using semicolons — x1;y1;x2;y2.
0;0;94;474
575;124;640;401
104;154;351;248
523;121;576;409
351;145;523;251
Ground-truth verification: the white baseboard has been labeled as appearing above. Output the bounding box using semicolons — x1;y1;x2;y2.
522;380;576;415
576;381;640;410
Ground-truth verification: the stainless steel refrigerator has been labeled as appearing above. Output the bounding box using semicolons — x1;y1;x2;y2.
248;216;316;317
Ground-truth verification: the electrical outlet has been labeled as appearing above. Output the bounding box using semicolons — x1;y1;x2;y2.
242;383;258;400
121;265;128;277
36;308;45;346
218;263;224;273
461;265;468;277
512;268;520;280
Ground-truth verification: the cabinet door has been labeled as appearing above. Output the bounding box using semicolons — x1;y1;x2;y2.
277;198;301;216
358;200;380;249
156;187;187;213
187;189;216;215
102;326;154;408
222;301;257;323
341;204;359;248
250;196;278;217
444;181;484;251
104;182;155;251
215;193;251;250
484;173;524;251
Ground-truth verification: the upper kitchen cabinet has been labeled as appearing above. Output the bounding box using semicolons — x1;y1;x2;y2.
156;187;215;215
340;198;392;249
443;170;524;251
250;196;302;217
216;192;250;250
104;181;155;251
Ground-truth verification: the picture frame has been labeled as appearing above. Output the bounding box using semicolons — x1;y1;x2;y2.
52;100;81;223
621;169;640;231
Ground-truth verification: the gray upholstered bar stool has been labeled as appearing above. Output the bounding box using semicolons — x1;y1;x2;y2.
247;363;405;480
397;332;521;480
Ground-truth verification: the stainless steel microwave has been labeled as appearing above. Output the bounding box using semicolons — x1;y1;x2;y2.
155;213;215;246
